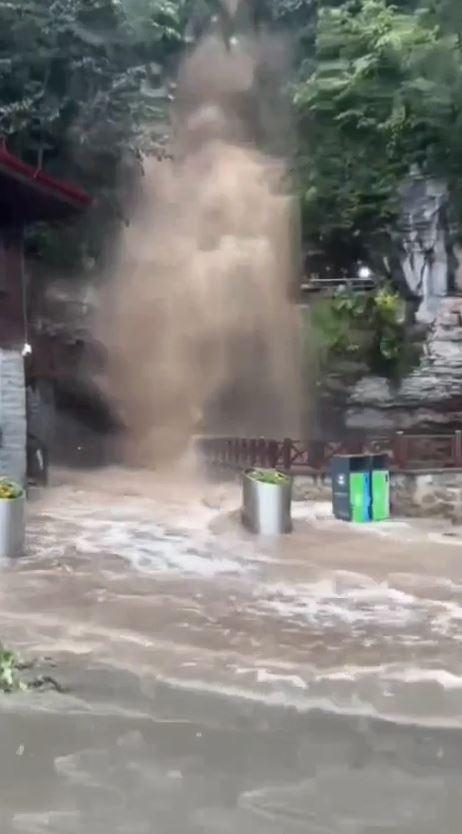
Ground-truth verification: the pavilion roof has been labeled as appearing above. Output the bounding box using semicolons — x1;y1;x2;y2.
0;147;91;225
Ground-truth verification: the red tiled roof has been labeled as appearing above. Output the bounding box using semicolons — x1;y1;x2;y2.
0;147;92;224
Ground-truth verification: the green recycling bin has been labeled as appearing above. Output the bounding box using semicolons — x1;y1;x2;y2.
370;454;390;521
331;455;371;522
350;471;371;523
331;453;390;522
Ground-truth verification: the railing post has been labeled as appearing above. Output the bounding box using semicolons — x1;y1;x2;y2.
282;438;292;472
393;431;407;470
454;430;462;468
258;438;266;467
268;440;279;469
241;439;246;468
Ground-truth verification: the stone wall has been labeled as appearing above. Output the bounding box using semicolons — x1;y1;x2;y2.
293;472;332;502
293;469;462;520
399;175;449;324
0;349;26;483
344;297;462;434
27;379;55;449
391;470;462;520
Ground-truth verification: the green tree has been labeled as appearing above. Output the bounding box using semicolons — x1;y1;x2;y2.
293;0;462;270
424;0;462;37
0;0;189;271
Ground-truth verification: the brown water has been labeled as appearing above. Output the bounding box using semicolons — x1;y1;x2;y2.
100;29;301;467
2;469;462;832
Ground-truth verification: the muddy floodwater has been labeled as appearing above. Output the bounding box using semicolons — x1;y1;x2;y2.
2;468;462;833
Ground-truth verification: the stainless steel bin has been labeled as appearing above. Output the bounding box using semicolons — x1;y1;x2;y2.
242;470;292;535
0;495;25;558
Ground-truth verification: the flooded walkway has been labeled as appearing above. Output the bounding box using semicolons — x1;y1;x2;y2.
1;467;462;832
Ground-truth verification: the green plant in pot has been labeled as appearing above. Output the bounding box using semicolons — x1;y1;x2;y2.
0;479;24;501
247;469;291;485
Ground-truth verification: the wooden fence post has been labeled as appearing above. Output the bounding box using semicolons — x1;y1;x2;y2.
258;438;266;467
393;431;407;470
282;438;292;471
268;440;279;469
454;430;462;468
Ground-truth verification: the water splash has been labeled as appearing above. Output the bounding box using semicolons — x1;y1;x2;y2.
103;29;301;467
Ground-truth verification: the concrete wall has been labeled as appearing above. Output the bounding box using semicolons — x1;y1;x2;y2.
293;469;462;520
27;379;55;449
391;470;462;520
0;349;26;483
293;472;332;502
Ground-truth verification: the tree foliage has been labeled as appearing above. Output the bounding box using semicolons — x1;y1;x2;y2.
2;0;462;281
292;0;462;267
0;0;191;271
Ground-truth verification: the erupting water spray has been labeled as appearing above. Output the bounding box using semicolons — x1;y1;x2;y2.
102;15;302;468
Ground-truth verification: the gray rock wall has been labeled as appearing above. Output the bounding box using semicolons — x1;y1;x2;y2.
399;175;449;323
391;471;462;519
316;174;462;436
345;297;462;433
0;349;26;483
293;473;332;501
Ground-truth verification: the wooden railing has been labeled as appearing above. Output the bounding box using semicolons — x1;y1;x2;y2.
197;431;462;473
300;277;375;294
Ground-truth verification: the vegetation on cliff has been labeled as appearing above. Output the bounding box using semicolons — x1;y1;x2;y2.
310;287;422;379
293;0;462;269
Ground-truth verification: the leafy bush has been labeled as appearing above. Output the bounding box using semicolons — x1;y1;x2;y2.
247;469;291;485
0;645;24;693
0;478;24;500
310;286;421;378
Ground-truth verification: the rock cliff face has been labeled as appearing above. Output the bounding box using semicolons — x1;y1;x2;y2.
318;174;462;438
398;174;452;323
344;297;462;433
28;278;121;465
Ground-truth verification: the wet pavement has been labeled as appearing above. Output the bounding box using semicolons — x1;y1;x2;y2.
1;467;462;832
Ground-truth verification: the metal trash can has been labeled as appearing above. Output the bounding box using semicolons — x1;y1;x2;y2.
0;494;25;558
242;469;292;535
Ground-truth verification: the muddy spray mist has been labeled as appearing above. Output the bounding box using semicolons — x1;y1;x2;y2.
103;25;301;467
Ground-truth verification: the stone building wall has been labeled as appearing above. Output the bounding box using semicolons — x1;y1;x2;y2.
0;348;26;483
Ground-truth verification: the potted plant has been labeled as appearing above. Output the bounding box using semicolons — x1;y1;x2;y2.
0;478;25;558
242;468;293;535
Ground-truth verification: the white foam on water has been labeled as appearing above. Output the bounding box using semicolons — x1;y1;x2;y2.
227;657;462;693
249;570;462;649
382;667;462;689
313;664;462;689
156;671;462;729
28;500;255;578
428;532;462;547
255;576;421;629
256;669;307;690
